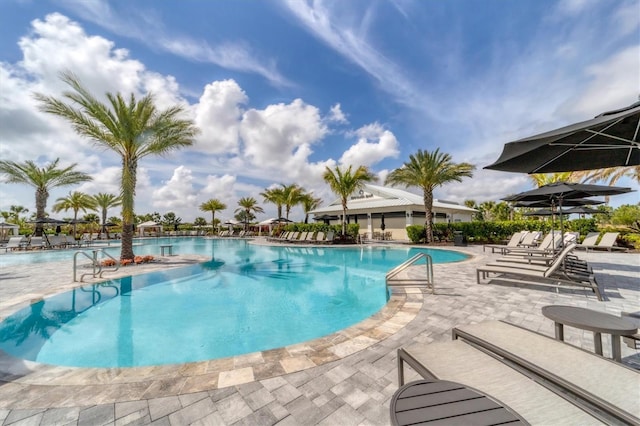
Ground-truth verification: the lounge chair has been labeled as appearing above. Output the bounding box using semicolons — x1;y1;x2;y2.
286;232;300;242
477;243;603;300
396;320;629;424
322;231;335;244
517;231;541;247
575;232;600;250
503;231;562;256
27;236;46;250
314;231;325;243
579;232;628;252
483;231;527;254
3;236;27;251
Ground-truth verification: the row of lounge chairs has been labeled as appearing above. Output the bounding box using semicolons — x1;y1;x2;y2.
217;230;255;237
485;230;627;254
266;230;335;244
2;235;87;251
477;239;603;300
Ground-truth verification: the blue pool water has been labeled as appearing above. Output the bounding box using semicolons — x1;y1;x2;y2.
0;239;467;367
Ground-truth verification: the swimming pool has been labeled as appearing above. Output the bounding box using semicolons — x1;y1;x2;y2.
0;239;467;367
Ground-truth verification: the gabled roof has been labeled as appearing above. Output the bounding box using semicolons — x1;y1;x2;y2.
311;184;476;214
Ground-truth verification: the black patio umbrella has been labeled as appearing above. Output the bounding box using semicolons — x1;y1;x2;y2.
505;182;633;248
30;217;68;224
513;198;603;208
485;101;640;173
524;206;601;216
380;213;386;231
503;182;633;203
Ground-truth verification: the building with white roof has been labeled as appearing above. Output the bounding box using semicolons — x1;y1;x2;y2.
310;184;476;240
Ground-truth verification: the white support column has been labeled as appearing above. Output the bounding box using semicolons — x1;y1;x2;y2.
405;210;413;227
367;213;372;239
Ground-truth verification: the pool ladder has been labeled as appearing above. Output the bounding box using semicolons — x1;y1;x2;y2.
73;249;120;282
386;253;434;293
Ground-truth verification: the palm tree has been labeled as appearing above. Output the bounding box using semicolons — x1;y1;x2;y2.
528;172;578;187
235;197;264;231
199;199;227;233
581;166;640;186
35;72;198;260
301;194;322;224
0;158;92;236
281;184;306;220
53;191;98;238
323;165;377;236
261;186;285;219
385;149;474;243
92;192;122;237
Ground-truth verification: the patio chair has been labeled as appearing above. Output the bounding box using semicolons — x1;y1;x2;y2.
477;243;603;300
503;231;562;256
27;236;46;250
584;232;627;252
322;231;335;244
3;236;27;251
483;231;527;254
314;231;325;243
575;232;600;250
517;231;541;247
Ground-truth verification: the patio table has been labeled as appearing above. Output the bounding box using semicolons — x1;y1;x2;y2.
390;379;527;425
542;305;638;362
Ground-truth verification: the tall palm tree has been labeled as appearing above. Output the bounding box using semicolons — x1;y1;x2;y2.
282;183;306;220
301;194;322;224
53;191;97;238
35;72;198;260
235;197;264;231
323;165;377;236
261;186;285;219
200;199;227;233
385;149;474;243
0;158;92;236
92;192;122;238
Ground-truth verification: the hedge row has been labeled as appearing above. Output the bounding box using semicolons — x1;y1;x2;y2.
406;219;599;244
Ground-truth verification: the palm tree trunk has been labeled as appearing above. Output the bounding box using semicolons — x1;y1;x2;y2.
341;201;347;236
120;159;137;260
35;188;48;236
424;191;434;244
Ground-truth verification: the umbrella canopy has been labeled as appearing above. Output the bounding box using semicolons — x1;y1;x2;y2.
30;218;68;225
524;206;601;216
513;198;603;208
503;182;633;203
485;101;640;173
272;217;293;223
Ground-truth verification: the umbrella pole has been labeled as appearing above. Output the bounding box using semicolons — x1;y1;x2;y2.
559;198;564;250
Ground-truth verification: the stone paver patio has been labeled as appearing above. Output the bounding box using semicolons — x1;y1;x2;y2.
0;241;638;425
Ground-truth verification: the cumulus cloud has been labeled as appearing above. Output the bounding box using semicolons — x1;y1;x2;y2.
339;123;400;167
152;166;198;211
239;98;329;170
193;80;248;154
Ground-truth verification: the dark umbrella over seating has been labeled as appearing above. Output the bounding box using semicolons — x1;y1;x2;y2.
513;198;603;208
524;206;601;216
504;182;633;248
485;101;640;173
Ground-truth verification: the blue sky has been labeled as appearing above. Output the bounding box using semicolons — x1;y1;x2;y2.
0;0;638;222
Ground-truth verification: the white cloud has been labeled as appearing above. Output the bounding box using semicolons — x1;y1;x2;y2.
340;123;400;167
327;103;348;124
239;98;329;170
193;80;247;154
559;46;640;119
151;166;198;211
59;0;292;87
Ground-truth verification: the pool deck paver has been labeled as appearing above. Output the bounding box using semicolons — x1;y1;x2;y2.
0;241;638;425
